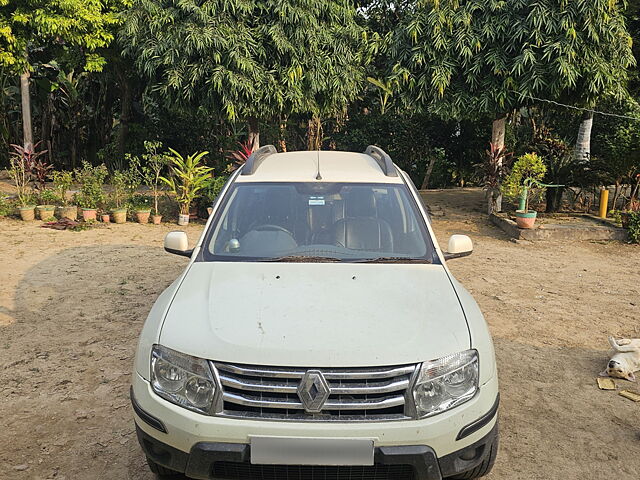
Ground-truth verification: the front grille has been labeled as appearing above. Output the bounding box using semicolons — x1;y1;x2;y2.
211;462;415;480
212;362;418;421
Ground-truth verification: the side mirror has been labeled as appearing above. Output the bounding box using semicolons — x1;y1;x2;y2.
164;231;193;257
444;234;473;260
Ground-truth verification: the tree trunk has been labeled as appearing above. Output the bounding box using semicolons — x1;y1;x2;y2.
421;155;437;190
574;110;594;162
248;117;260;152
278;117;287;152
20;71;33;150
545;187;564;213
307;115;322;150
490;115;506;213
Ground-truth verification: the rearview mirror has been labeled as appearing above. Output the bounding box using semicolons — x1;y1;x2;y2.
443;234;473;261
164;231;193;257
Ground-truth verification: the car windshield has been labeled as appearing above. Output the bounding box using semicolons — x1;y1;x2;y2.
203;182;435;262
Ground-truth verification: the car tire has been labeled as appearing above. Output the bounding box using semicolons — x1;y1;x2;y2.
146;456;181;478
448;429;499;479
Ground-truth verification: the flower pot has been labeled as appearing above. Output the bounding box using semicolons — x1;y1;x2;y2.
59;205;78;221
19;205;36;221
101;214;111;223
135;210;151;224
515;210;537;229
112;209;127;224
36;205;55;221
207;207;213;217
82;208;97;222
151;214;162;225
178;213;190;226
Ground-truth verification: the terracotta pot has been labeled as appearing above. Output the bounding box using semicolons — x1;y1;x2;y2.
36;205;55;221
515;210;537;229
101;214;111;223
151;215;162;225
59;205;78;221
82;208;97;222
112;209;127;224
19;205;36;221
178;213;190;226
207;207;213;216
135;210;151;224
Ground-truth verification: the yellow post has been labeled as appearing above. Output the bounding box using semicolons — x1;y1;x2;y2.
599;188;609;218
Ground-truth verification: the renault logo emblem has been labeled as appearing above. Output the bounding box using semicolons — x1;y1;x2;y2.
297;370;330;413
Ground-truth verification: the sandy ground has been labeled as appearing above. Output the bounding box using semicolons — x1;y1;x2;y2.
1;188;639;480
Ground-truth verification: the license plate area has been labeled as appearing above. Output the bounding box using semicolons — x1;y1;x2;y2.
250;436;374;466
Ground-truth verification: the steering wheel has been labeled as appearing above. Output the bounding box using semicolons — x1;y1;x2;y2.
253;224;294;237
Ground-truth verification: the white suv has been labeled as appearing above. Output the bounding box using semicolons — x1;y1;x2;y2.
132;146;499;480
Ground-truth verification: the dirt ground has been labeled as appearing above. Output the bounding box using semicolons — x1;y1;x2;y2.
1;188;639;480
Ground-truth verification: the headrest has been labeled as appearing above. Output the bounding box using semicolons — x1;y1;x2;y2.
344;187;376;218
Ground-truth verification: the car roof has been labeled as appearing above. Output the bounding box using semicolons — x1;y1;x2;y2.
235;150;404;184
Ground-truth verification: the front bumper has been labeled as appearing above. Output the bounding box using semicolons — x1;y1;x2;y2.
132;371;499;480
135;421;498;480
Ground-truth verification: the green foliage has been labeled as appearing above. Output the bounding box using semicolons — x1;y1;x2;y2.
0;0;130;73
391;0;635;118
128;194;153;212
8;144;33;206
139;141;170;215
121;0;365;121
110;170;127;209
502;153;547;211
200;175;229;205
52;170;74;206
160;149;213;215
627;212;640;243
0;196;14;216
74;162;108;208
38;188;61;206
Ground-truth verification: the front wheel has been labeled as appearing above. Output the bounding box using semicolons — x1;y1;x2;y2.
448;430;499;479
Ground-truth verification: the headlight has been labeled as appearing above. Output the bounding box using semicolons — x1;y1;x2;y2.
412;350;478;418
151;345;216;414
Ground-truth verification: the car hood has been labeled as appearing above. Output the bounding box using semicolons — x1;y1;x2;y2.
160;262;470;367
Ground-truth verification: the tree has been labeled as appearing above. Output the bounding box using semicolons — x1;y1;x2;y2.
0;0;128;148
391;0;634;213
121;0;365;151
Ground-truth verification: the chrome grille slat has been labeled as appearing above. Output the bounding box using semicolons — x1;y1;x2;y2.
219;374;298;393
216;363;415;380
223;391;406;410
212;361;418;422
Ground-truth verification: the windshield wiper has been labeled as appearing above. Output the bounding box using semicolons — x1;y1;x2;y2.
259;255;342;263
353;257;432;264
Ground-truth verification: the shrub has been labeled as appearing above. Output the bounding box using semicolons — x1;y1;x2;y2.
501;152;547;211
160;149;212;215
52;170;74;206
628;212;640;244
74;162;108;209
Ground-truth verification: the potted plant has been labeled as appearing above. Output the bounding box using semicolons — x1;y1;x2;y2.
198;175;228;217
160;149;212;225
8;144;40;221
130;194;153;224
36;188;60;221
52;170;77;220
501;152;560;229
140;141;169;225
30;153;55;220
74;161;108;221
110;170;128;223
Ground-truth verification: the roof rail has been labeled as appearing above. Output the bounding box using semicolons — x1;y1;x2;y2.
241;145;278;175
363;145;398;177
